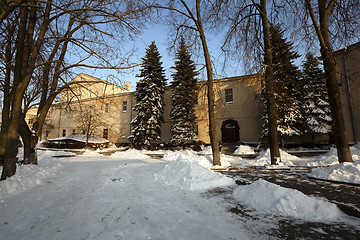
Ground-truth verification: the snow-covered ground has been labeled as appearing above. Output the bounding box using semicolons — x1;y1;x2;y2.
0;147;359;239
228;144;360;185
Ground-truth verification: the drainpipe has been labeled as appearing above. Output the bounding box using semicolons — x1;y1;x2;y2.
58;104;62;137
129;93;133;136
343;47;358;143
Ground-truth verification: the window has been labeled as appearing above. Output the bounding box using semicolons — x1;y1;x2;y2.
225;122;236;129
84;106;88;114
28;118;34;125
45;130;49;139
64;109;68;118
105;103;109;113
225;88;233;103
72;129;76;135
89;90;92;98
123;101;127;112
103;129;108;139
62;129;66;137
74;107;77;117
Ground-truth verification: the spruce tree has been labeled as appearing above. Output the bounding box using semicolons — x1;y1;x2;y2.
170;39;198;146
262;25;302;139
300;52;332;143
131;42;166;148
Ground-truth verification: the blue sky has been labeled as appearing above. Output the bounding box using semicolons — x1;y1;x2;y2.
78;21;334;92
83;23;245;91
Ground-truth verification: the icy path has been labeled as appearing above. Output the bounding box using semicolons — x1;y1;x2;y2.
0;158;254;240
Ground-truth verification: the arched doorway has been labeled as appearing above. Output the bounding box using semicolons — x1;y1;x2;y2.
221;119;240;143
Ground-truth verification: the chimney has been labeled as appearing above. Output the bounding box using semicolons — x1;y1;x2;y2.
125;81;131;91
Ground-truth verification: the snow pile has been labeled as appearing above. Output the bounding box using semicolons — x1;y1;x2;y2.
81;150;104;157
306;148;341;166
110;148;152;160
0;159;61;199
306;146;360;166
233;179;345;221
199;145;213;154
309;161;360;184
252;149;296;166
51;151;77;157
155;152;235;191
162;150;184;161
162;150;211;166
234;145;255;154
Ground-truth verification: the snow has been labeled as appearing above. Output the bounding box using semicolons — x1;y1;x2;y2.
48;134;109;144
234;144;255;154
0;147;359;239
0;149;253;240
199;145;212;154
309;161;360;184
155;151;235;191
305;146;360;167
0;158;61;199
110;148;153;160
252;149;297;166
233;179;346;221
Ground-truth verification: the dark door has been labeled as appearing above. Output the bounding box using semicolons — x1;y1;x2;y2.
221;120;240;143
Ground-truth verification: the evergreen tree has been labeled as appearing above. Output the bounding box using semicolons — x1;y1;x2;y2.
131;42;166;148
300;52;332;142
262;25;302;140
170;39;198;146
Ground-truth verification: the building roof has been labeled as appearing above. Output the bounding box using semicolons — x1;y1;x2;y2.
333;41;360;55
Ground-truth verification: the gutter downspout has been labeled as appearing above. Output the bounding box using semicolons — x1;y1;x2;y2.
129;93;133;136
58;104;62;137
343;47;358;143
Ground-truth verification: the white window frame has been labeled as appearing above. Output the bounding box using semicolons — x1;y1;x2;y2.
225;88;233;103
123;101;127;112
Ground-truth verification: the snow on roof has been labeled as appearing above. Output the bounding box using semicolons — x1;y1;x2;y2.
48;134;109;144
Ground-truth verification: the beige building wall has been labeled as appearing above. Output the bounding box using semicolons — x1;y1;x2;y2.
334;42;360;144
42;93;136;143
60;73;130;102
41;73;134;143
36;42;360;146
193;75;263;144
41;74;264;145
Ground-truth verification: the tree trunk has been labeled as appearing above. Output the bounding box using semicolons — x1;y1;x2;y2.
195;1;221;166
260;0;281;164
0;20;13;165
321;47;353;162
305;0;353;163
19;116;38;165
0;0;27;24
1;5;28;180
1;2;52;179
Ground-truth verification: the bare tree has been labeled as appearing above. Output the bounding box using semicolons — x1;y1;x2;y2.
75;105;109;145
0;1;52;179
0;0;27;24
0;17;14;166
257;0;281;164
210;0;281;164
155;0;221;166
302;0;358;163
213;0;359;164
0;0;149;179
